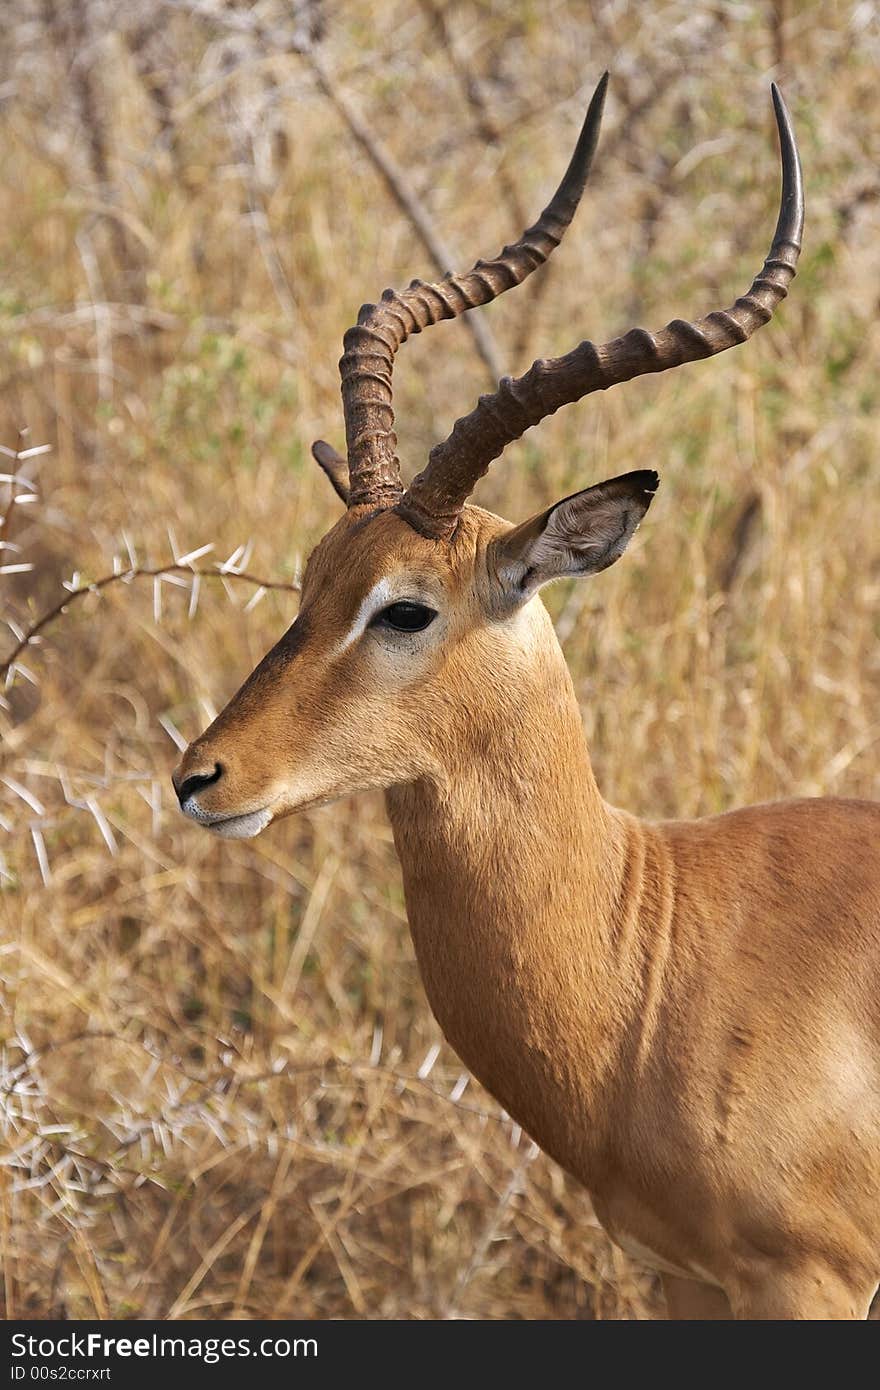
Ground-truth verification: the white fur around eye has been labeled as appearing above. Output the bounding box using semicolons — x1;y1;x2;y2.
340;580;443;651
338;578;393;652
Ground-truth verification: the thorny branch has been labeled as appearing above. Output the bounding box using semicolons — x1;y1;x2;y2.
0;1029;502;1127
0;1027;519;1210
1;564;300;682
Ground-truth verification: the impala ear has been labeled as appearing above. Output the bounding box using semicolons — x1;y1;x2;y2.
311;440;350;505
490;469;659;604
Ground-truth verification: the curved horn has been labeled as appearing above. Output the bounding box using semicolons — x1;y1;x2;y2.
401;84;804;542
340;73;610;509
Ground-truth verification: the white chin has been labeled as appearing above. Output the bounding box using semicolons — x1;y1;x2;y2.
207;807;273;839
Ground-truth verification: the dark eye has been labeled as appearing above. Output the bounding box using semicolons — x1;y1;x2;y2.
373;600;437;633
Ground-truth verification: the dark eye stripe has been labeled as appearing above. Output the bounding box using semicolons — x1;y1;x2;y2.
373;601;436;633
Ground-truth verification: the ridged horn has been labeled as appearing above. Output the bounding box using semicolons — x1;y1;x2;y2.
401;84;804;541
339;73;610;509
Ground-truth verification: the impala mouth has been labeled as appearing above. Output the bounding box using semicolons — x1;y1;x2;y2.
180;797;273;839
205;807;273;839
179;786;335;838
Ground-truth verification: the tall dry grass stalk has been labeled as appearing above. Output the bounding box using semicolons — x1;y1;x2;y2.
1;0;878;1319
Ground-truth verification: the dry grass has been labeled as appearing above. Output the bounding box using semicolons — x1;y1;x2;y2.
1;0;878;1320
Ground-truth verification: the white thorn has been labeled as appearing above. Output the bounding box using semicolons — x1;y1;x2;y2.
243;585;266;612
417;1042;441;1080
85;798;117;856
449;1073;470;1102
176;543;214;568
122;531;138;568
1;777;46;816
157;714;187;752
188;573;201;620
220;544;245;574
31;826;50;887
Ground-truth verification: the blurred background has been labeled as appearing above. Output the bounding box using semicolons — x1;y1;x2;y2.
1;0;878;1320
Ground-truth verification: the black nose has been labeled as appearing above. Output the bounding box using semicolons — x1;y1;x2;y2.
177;763;223;806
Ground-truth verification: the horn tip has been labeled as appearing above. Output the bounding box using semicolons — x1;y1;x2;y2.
589;70;610;114
770;81;798;146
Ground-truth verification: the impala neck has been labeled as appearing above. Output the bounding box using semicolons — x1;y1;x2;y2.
385;601;650;1179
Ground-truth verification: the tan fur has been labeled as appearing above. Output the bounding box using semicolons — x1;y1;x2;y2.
174;503;880;1319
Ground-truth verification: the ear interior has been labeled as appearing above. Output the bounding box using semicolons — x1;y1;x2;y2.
311;440;350;505
491;469;659;601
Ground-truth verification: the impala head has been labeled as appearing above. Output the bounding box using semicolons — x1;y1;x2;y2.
173;76;803;838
